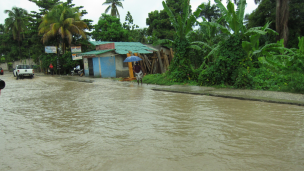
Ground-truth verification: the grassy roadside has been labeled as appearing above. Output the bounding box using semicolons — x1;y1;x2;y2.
112;73;304;94
112;74;198;86
142;74;199;86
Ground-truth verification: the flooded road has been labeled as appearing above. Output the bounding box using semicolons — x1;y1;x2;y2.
1;72;304;171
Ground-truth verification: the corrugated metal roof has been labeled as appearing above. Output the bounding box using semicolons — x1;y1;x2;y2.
90;41;154;54
78;49;114;56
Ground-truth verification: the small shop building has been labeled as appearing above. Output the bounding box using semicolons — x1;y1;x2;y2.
78;41;154;78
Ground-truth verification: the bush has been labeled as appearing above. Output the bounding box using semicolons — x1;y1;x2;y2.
198;34;249;86
281;72;304;93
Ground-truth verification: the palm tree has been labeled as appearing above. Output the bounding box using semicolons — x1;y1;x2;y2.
38;2;88;53
4;7;28;57
103;0;124;18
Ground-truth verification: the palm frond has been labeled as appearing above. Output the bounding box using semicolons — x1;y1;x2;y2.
63;18;74;25
42;31;54;44
65;29;73;44
115;2;124;8
105;5;111;14
73;21;88;29
102;0;112;5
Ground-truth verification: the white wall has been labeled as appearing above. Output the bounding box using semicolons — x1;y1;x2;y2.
0;59;37;70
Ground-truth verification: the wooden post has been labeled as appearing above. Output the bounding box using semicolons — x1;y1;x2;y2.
170;48;174;63
144;55;151;72
151;59;155;74
135;53;146;74
161;50;170;71
156;51;164;73
138;53;146;74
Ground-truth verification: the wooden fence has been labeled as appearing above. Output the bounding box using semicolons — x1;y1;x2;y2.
132;48;174;75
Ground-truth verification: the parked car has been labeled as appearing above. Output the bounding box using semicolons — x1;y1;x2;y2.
13;65;34;79
0;67;3;75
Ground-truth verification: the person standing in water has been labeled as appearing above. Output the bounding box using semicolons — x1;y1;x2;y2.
133;62;143;85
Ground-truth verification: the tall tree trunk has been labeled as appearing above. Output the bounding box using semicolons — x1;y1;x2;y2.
276;0;289;47
18;33;21;58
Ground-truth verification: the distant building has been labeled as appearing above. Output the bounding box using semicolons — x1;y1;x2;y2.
78;41;154;78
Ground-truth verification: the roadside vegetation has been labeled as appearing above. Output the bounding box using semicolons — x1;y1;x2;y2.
1;0;304;93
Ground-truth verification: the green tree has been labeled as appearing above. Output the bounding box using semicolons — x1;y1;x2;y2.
27;0;61;64
199;0;221;22
248;0;304;48
123;11;139;31
29;0;60;15
146;0;187;44
199;0;247;61
123;11;143;42
0;24;4;33
102;0;124;18
91;13;128;42
4;7;29;57
133;28;149;43
38;2;88;54
162;0;204;81
253;0;290;47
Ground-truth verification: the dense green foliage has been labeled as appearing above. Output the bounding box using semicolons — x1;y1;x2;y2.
247;0;304;48
146;0;187;44
0;0;93;70
199;35;249;87
38;2;88;53
91;13;129;42
158;0;304;94
1;0;304;94
161;0;204;82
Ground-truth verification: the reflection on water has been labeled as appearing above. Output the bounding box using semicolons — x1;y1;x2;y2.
0;74;304;171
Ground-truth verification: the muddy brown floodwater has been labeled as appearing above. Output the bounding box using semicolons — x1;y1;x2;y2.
0;72;304;171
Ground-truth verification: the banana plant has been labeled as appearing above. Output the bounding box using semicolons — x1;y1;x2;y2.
242;22;278;60
161;0;205;81
257;39;295;70
214;0;246;35
195;0;246;63
162;0;205;42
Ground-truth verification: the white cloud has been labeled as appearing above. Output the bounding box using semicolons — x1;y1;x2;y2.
0;0;258;28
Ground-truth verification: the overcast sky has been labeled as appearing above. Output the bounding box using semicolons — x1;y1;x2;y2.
0;0;258;29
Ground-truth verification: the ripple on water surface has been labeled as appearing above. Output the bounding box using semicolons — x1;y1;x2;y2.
0;76;304;170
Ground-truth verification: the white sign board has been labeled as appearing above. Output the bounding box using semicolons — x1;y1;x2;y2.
45;46;57;53
71;46;82;53
72;54;83;60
